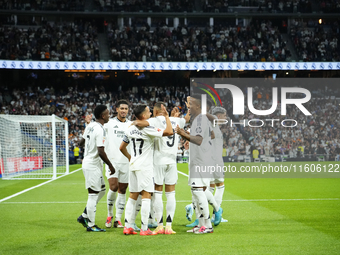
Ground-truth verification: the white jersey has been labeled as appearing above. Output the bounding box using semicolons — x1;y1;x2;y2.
212;124;224;165
190;114;213;167
148;116;186;165
123;125;164;171
104;117;131;164
83;122;106;164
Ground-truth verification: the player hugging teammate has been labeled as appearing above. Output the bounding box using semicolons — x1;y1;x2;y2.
77;96;225;235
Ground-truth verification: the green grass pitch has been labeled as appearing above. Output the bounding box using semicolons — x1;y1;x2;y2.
0;162;340;255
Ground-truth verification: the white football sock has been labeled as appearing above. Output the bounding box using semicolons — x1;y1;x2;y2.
215;185;225;207
97;188;106;204
205;189;220;212
131;195;142;223
124;198;136;229
209;186;215;194
191;189;199;221
192;188;210;227
148;195;155;223
86;193;98;227
107;189;117;217
154;191;163;226
115;193;126;222
141;198;151;231
165;191;176;227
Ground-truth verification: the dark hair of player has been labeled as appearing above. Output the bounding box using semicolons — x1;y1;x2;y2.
116;99;129;108
133;104;147;119
94;105;107;119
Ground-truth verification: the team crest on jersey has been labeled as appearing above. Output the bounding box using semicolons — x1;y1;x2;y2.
196;127;202;133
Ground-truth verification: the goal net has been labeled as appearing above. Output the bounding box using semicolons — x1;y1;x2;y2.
0;115;69;179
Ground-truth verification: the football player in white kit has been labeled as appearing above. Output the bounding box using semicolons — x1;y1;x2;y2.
77;105;115;232
136;102;190;234
176;95;222;234
208;107;226;224
120;104;173;235
103;100;134;229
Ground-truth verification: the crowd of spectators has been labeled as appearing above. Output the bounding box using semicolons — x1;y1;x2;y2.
0;20;100;61
1;81;340;162
94;0;194;12
203;0;312;13
206;84;340;161
0;0;84;11
108;20;290;62
320;0;340;13
291;19;339;62
0;82;189;157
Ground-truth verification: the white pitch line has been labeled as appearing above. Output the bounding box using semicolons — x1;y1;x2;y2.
1;198;339;205
177;170;189;177
0;168;82;203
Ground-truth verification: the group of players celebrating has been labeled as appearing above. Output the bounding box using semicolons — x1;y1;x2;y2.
77;95;226;235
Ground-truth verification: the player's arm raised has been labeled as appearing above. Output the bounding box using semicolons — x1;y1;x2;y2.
97;146;115;175
119;136;131;161
161;104;173;137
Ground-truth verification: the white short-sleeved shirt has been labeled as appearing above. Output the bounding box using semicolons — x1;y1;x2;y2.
83;122;106;164
212;124;224;165
148;116;186;165
190;114;213;167
104;117;131;164
123;125;164;171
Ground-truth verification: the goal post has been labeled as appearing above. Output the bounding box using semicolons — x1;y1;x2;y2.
0;114;69;180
